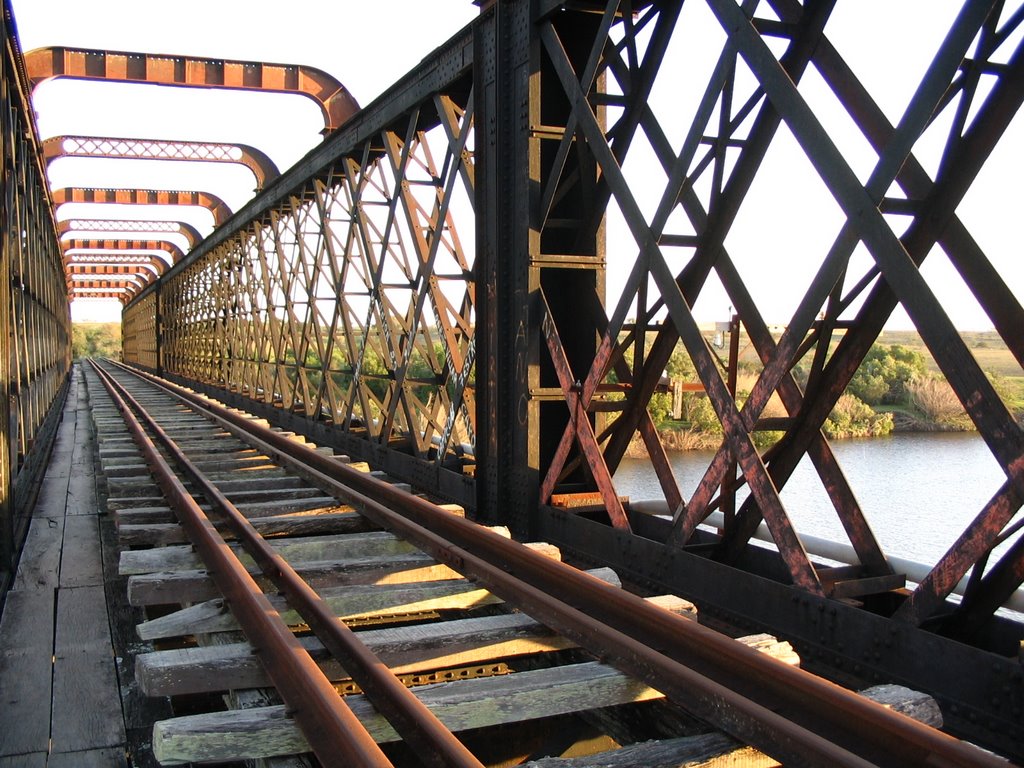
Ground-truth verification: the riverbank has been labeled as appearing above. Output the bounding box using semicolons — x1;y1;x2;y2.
623;411;980;458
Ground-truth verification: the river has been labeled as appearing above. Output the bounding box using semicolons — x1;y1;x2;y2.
614;432;1007;568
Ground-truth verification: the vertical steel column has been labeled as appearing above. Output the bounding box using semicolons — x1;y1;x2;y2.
476;1;608;533
0;34;10;578
475;0;535;529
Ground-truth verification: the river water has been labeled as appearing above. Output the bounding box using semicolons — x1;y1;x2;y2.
614;432;1007;568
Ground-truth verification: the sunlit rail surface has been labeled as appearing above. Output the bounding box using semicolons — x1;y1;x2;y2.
2;0;1022;761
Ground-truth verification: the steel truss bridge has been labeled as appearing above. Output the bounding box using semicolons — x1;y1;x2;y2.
1;0;1023;758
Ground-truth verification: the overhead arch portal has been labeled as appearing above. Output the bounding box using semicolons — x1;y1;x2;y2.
61;238;184;265
24;46;360;132
57;219;203;248
51;187;232;226
43;135;280;190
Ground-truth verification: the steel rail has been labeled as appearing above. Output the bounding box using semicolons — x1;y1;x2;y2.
87;360;395;768
112;362;1011;768
91;361;483;768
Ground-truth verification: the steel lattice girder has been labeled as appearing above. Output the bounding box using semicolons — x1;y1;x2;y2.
124;24;478;483
42;135;280;190
57;218;203;247
519;0;1023;622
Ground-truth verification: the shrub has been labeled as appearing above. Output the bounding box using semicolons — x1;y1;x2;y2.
907;376;969;428
849;344;926;405
824;393;893;438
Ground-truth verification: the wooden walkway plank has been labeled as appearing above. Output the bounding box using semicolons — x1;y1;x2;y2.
0;589;55;758
48;747;130;767
12;516;64;591
0;753;47;767
59;514;104;588
152;661;662;764
50;585;126;754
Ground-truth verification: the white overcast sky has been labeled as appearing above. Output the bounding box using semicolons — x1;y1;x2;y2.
10;0;1022;332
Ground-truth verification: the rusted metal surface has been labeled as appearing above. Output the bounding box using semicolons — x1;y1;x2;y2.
24;45;359;131
61;238;184;265
52;186;233;225
100;0;1024;754
88;360;397;767
42;135;280;190
57;218;203;248
0;0;71;594
122;27;478;475
119;360;1010;768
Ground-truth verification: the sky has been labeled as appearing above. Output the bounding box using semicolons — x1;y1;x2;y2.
9;0;1022;334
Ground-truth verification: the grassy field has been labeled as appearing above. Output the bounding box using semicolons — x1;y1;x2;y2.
879;329;1020;377
727;327;1023;415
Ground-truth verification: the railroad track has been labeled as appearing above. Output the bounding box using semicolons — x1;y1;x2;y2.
85;359;1009;767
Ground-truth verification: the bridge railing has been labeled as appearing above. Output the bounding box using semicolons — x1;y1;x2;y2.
1;2;72;591
123;22;477;503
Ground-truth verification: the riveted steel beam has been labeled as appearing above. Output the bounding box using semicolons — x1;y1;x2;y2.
51;186;232;225
24;46;359;131
61;238;183;263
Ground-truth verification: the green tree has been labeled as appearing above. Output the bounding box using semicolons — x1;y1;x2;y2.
71;323;121;360
848;344;926;405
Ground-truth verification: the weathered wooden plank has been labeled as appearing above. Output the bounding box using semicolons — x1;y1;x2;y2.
524;733;773;768
231;500;353;520
59;514;104;588
65;469;99;516
138;594;695;696
13;516;64;590
31;473;70;517
859;684;942;728
152;661;660;764
524;684;944;767
732;633;799;667
51;585;126;753
48;747;130;767
128;555;466;605
119;530;421;575
0;589;55;757
0;753;47;767
137;565;610;640
118;509;376;546
126;541;562;606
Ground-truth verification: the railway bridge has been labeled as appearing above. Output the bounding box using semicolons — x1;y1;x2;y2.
0;1;1022;765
